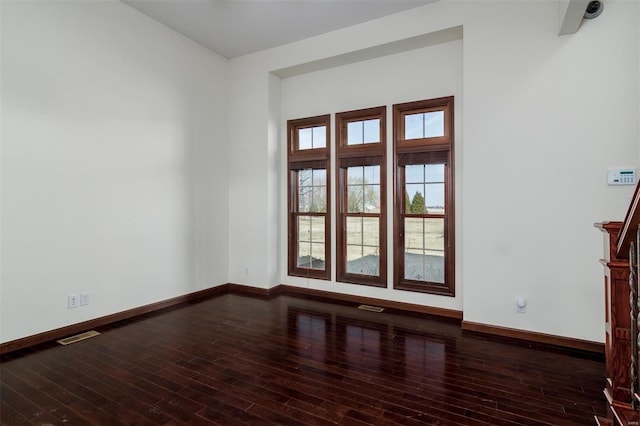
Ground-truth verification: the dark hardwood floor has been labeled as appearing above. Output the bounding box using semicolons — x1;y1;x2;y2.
1;293;606;425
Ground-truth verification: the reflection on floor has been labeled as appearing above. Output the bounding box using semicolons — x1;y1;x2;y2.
0;294;605;425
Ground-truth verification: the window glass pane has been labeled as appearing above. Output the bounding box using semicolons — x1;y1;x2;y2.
298;216;311;243
299;169;312;184
362;217;379;247
346;218;379;251
360;245;379;276
347;166;380;213
404;111;445;139
298;216;325;270
347;121;363;145
405;165;424;183
347;119;380;145
347;166;365;213
299;169;326;212
425;218;444;254
310;216;325;243
311;187;326;212
297;215;311;266
298;170;312;212
347;185;364;213
347;166;363;184
364;185;380;213
425;183;445;213
406;184;426;214
312;169;326;186
299;128;312;150
346;245;364;275
405;164;444;214
297;241;311;268
299;187;312;212
346;216;363;246
346;216;379;276
312;126;326;148
425;164;444;183
363;119;380;143
298;126;326;150
404;217;424;250
404;218;444;283
309;242;325;270
346;246;379;276
404;114;423;140
363;165;380;184
424;111;444;138
404;192;412;214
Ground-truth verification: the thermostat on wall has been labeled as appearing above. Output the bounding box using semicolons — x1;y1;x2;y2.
608;168;637;186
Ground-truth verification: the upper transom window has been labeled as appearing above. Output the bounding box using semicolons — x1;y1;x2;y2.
297;125;327;150
347;119;381;145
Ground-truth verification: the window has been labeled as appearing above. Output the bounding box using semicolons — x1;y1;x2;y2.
288;115;331;280
336;107;386;287
393;97;454;296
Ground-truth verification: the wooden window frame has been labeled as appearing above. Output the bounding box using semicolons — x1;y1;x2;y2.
393;97;455;296
288;114;331;280
336;106;387;287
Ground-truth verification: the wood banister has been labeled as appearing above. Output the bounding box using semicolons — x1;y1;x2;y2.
617;181;640;259
595;181;640;424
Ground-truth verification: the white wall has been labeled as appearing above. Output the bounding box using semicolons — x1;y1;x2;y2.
0;1;229;343
461;0;638;342
1;0;637;346
228;0;639;342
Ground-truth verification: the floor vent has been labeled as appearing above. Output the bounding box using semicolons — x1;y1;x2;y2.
358;304;384;313
57;330;100;346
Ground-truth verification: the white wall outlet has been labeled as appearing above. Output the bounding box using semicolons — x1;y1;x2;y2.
80;291;90;306
68;293;79;309
516;297;526;313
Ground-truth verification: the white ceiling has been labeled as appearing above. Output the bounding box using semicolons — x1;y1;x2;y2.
122;0;435;59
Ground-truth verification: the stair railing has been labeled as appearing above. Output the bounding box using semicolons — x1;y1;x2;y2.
631;234;638;409
635;226;640;410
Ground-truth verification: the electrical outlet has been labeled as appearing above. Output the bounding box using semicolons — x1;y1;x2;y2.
80;291;90;306
516;297;526;314
68;294;79;309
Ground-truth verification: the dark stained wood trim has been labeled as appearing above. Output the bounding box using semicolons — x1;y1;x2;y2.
0;284;230;355
335;106;386;154
2;282;604;356
462;320;604;354
275;284;462;320
226;283;281;298
392;96;455;297
287;114;332;281
335;106;387;288
287;114;331;160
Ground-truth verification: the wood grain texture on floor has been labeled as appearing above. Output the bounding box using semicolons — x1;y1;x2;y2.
0;294;606;425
